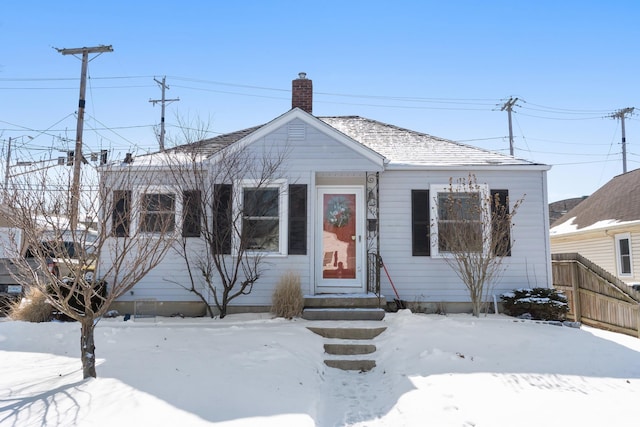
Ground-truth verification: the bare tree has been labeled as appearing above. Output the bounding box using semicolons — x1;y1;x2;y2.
2;161;178;378
163;118;289;318
432;175;524;317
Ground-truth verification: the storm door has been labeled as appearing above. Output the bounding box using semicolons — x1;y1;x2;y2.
315;186;365;293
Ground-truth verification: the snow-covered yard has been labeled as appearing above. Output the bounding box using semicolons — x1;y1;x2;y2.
1;311;639;426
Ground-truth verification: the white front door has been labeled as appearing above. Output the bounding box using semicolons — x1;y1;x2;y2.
315;186;365;293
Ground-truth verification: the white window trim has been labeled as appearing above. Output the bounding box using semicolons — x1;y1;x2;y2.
132;185;182;236
615;233;633;277
430;183;490;258
235;179;288;256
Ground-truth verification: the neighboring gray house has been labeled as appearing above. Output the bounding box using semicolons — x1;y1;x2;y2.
551;168;640;287
99;73;552;315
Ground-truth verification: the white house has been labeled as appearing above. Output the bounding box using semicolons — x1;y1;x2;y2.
99;73;552;316
550;168;640;288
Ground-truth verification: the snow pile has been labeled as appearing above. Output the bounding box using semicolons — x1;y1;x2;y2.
1;312;639;426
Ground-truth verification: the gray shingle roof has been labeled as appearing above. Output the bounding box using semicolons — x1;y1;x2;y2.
157;115;541;167
170;125;264;158
552;168;640;230
318;116;535;167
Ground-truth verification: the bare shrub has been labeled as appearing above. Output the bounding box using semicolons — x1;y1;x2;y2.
9;288;52;322
432;175;524;317
164;118;289;318
271;272;304;319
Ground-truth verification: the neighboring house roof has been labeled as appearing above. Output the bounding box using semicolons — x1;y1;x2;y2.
133;111;546;170
551;168;640;235
549;196;588;226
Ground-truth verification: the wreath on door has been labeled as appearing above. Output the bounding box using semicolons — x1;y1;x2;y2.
326;196;352;228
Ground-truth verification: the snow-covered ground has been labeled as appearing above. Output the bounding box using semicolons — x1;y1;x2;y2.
1;311;639;427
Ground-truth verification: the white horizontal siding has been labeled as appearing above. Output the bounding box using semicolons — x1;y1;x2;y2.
251;119;383;176
551;229;640;285
377;169;551;302
103;117;551;307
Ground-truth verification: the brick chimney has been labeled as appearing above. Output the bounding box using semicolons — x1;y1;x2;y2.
291;72;312;114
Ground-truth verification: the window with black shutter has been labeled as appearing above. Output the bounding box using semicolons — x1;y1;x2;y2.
491;189;511;257
182;190;202;237
112;190;131;237
411;190;430;256
288;184;307;255
213;184;232;254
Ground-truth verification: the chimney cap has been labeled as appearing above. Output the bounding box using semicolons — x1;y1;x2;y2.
298;72;307;79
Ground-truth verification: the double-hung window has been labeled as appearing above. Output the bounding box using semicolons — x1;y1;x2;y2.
240;180;287;254
430;184;488;256
437;192;483;253
615;233;633;276
140;193;176;233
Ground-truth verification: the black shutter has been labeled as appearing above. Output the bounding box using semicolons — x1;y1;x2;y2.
411;190;430;256
213;184;232;254
491;189;511;257
288;184;307;255
112;190;131;237
182;190;202;237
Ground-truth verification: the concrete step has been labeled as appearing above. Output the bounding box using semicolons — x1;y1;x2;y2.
308;326;387;340
304;294;385;309
302;308;385;321
324;343;376;355
324;359;376;372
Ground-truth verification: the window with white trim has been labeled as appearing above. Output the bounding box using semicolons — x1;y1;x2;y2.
239;180;288;254
615;233;633;276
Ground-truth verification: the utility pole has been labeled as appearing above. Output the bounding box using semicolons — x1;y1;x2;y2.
610;107;635;173
149;76;179;151
4;137;12;196
501;97;519;156
56;45;113;231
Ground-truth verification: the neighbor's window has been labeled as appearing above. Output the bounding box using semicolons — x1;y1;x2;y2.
242;183;286;252
615;233;633;276
140;193;176;233
435;191;483;254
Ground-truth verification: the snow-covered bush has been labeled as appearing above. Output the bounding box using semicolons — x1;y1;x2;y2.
500;287;569;321
271;271;304;319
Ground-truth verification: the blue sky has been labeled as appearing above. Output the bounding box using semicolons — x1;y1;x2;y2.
1;0;639;202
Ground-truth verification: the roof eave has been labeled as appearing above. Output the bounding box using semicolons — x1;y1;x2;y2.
550;219;640;237
385;163;551;171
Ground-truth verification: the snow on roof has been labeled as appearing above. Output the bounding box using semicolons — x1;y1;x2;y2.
551;168;640;232
550;217;640;236
319;116;540;168
117;114;546;169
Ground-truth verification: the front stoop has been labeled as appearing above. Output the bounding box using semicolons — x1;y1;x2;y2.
308;326;387;372
302;294;387;321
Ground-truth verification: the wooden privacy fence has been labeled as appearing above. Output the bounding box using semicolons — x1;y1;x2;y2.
552;253;640;338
